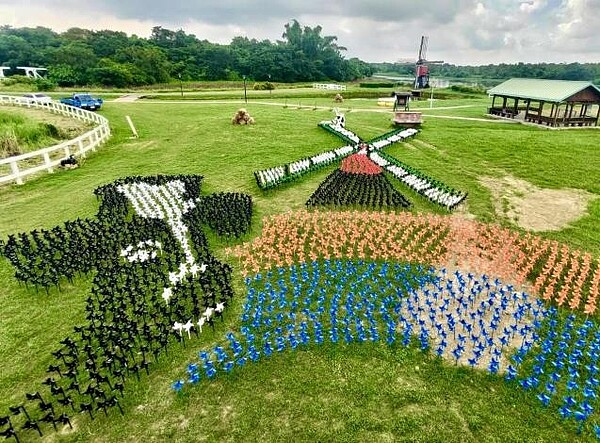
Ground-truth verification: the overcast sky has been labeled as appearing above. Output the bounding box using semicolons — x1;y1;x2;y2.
1;0;599;65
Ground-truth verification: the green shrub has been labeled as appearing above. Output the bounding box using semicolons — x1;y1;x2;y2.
448;84;486;95
0;128;21;158
359;82;396;88
35;78;56;91
0;75;35;87
253;81;275;91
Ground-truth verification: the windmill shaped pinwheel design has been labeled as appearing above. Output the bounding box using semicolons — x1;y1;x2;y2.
254;111;467;210
0;175;253;441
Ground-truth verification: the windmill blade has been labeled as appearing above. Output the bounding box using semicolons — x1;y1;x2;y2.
417;36;429;62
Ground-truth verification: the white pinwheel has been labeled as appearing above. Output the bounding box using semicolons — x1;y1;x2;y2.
183;320;194;339
203;307;215;322
172;321;184;336
162;287;173;304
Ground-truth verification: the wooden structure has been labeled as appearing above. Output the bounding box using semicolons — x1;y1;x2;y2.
392;92;412;111
487;79;600;127
392;112;422;127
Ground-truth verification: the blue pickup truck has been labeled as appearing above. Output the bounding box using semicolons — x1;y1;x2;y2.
60;93;103;110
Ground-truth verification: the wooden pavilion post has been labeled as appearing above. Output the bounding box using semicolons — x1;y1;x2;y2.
513;98;519;117
595;104;600;126
538;101;545;124
568;103;574;125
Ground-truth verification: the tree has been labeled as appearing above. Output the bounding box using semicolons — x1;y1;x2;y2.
114;44;170;84
48;64;79;87
45;43;97;85
0;22;373;86
88;30;130;58
90;59;134;87
281;20;350;81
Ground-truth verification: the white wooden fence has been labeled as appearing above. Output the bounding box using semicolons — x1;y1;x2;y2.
0;95;111;185
313;83;346;91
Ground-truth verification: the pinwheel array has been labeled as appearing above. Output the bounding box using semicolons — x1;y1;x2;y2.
254;143;358;190
229;210;600;316
175;260;544;389
195;192;253;238
253;115;465;210
174;255;600;440
306;154;411;210
369;151;466;209
253;120;419;191
0;175;252;441
507;307;600;437
340;153;383;175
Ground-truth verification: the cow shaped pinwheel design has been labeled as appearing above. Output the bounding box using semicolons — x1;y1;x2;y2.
254;113;467;210
0;175;252;441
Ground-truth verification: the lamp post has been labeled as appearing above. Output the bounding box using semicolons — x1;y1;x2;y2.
268;74;272;95
429;78;434;109
178;73;183;98
243;75;247;103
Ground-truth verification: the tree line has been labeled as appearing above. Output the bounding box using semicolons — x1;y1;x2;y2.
372;62;600;85
0;21;373;87
2;21;599;88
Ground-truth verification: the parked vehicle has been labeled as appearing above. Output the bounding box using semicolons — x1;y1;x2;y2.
60;93;103;110
21;93;53;104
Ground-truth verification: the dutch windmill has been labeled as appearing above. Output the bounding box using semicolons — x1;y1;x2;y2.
413;36;444;89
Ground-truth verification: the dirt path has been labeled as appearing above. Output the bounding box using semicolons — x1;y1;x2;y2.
479;175;597;231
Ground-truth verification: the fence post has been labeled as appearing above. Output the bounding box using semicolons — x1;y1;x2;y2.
78;138;85;157
43;152;54;173
89;132;96;151
10;160;23;185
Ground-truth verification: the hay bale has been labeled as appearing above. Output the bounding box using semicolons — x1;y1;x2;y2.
232;108;255;125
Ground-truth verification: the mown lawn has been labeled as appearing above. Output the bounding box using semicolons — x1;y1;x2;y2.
0;98;598;442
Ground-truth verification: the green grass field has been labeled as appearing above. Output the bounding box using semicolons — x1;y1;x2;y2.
0;97;599;442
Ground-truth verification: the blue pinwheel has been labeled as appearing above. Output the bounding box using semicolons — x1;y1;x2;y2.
559;405;573;419
188;372;200;384
171;380;185;392
264;341;273;357
537;392;551;407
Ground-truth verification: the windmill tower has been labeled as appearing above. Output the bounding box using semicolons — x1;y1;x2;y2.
414;36;444;89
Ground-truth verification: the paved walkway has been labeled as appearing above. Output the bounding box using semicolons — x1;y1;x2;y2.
112;94;143;102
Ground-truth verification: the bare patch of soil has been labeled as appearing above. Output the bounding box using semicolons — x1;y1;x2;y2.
479;175;596;232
